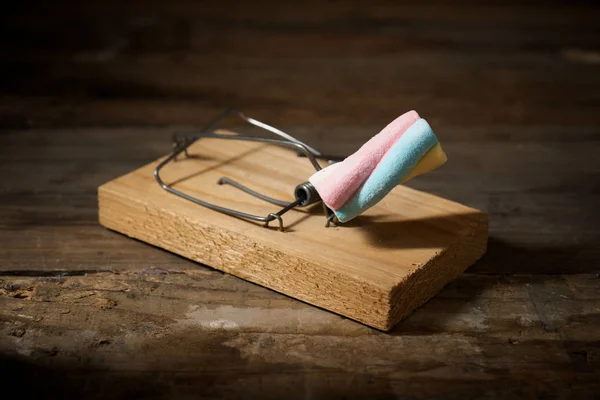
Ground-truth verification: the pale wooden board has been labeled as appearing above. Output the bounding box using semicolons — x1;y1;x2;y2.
98;135;488;330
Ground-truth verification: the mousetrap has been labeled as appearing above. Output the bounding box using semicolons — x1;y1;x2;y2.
98;109;487;330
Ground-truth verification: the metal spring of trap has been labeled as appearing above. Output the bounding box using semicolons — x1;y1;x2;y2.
154;108;340;231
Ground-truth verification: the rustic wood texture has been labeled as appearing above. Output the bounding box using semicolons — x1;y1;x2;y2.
1;0;599;399
99;136;488;330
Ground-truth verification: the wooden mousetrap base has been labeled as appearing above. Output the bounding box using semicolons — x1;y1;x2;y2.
98;134;488;331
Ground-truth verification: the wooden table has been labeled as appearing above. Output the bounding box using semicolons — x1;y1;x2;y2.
1;2;599;398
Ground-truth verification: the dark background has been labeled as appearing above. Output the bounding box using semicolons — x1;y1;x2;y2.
1;1;599;399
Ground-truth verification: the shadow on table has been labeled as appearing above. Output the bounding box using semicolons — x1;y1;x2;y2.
390;236;599;335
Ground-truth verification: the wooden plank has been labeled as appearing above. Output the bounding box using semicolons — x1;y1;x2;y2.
2;271;599;399
98;134;487;330
1;2;599;129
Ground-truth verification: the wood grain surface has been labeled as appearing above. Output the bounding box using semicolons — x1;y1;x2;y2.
1;1;599;399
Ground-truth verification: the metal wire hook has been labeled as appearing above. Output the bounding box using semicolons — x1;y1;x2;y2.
154;109;334;230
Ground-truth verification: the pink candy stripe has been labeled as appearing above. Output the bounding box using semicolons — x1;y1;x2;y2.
309;110;420;210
